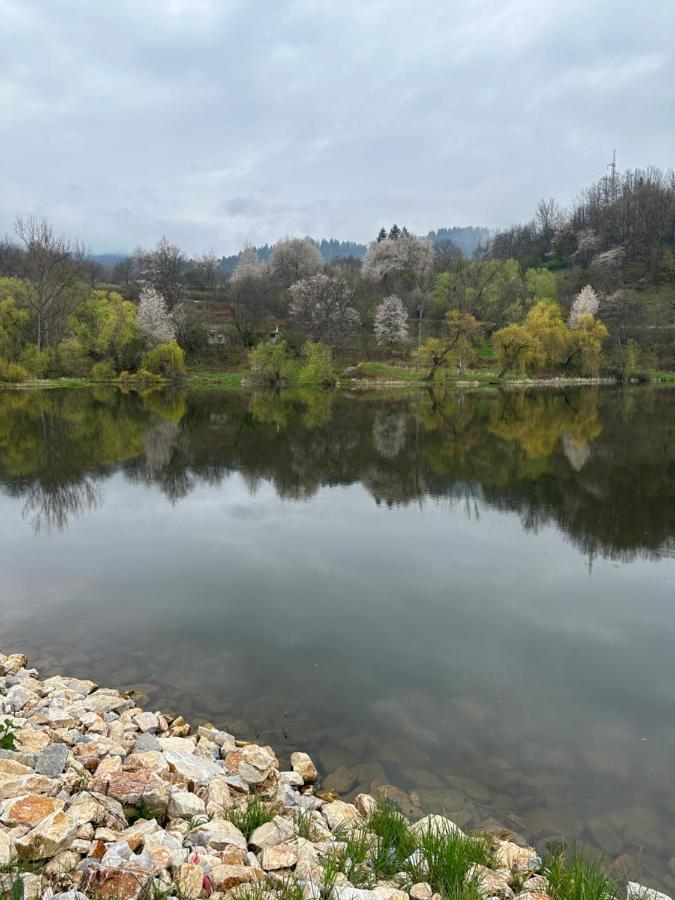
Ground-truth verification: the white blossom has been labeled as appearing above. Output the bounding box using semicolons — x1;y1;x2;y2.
289;274;359;348
362;232;434;281
270;237;323;287
230;246;264;282
568;284;600;327
138;286;175;346
374;295;409;346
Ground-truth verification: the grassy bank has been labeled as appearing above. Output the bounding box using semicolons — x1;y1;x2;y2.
1;363;673;392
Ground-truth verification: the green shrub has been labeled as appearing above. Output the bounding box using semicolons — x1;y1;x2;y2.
0;358;28;383
298;340;336;385
89;360;117;381
141;341;186;378
19;346;50;378
115;368;164;386
52;339;91;377
248;339;288;385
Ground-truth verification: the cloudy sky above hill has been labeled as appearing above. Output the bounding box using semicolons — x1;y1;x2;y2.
1;0;673;254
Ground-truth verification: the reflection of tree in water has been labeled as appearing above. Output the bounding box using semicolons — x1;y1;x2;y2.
561;433;591;472
22;478;100;534
372;410;408;459
0;385;673;560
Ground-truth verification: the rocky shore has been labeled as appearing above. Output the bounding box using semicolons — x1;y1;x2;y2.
0;651;666;900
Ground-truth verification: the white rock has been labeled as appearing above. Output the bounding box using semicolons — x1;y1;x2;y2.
188;818;248;851
291;752;318;783
410;814;463;839
249;815;297;849
168;791;206;819
165;751;224;786
627;883;672;900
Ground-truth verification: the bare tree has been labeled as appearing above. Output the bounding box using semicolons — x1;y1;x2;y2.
186;251;221;291
13;215;85;349
228;247;272;345
135;237;186;308
270;237;323;288
374;295;409;346
289;275;359;349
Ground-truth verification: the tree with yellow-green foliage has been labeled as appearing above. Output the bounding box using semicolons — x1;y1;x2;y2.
492;301;569;377
416;310;483;381
0;279;30;361
70;290;144;373
565;313;608;376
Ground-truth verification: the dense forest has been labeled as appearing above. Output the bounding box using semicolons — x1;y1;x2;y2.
0;166;672;383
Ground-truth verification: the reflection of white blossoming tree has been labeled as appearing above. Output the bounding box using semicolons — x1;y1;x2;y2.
372;410;408;459
374;295;409;347
562;433;591;472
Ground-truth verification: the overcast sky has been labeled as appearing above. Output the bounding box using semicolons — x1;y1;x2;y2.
1;0;673;255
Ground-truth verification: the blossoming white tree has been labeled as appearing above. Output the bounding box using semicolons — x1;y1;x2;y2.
289;275;359;349
374;295;409;346
270;237;323;288
568;284;600;327
362;231;434;281
138;286;175;347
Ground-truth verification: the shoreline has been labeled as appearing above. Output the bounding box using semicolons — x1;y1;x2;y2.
0;651;668;900
1;372;673;393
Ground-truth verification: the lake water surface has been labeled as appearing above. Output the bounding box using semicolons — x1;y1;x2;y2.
0;386;674;888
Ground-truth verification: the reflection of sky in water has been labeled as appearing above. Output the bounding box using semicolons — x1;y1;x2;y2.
0;390;674;889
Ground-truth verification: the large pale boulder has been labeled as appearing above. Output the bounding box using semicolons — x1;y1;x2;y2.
322;800;362;831
291;751;318;783
410;814;463;839
260;841;298;870
81;865;152;900
14;810;78;860
168;790;206;819
165;751;224;787
189;818;248;852
176;862;204;899
0;794;64;827
468;864;515;900
210;864;265;892
249;815;297;849
105;770;170;815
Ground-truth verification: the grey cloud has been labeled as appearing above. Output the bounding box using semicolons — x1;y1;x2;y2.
0;0;672;254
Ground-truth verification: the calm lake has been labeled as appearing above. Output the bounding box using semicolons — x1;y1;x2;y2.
0;385;674;888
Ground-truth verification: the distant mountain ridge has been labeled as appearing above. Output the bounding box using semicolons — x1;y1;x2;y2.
218;226;490;272
89;226;491;270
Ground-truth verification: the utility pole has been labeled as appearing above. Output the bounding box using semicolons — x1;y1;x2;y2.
608;149;617;201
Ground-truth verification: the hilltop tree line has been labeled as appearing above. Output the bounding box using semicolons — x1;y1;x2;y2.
0;166;671;382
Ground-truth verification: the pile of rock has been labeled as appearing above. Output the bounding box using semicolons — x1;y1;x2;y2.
0;651;664;900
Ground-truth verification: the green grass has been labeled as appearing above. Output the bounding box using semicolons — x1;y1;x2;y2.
405;824;492;898
358;361;426;381
322;826;374;889
544;848;617;900
186;371;246;389
224;796;274;839
367;800;418;879
229;876;303;900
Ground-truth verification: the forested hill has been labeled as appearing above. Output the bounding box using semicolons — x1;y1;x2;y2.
218;226;489;273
